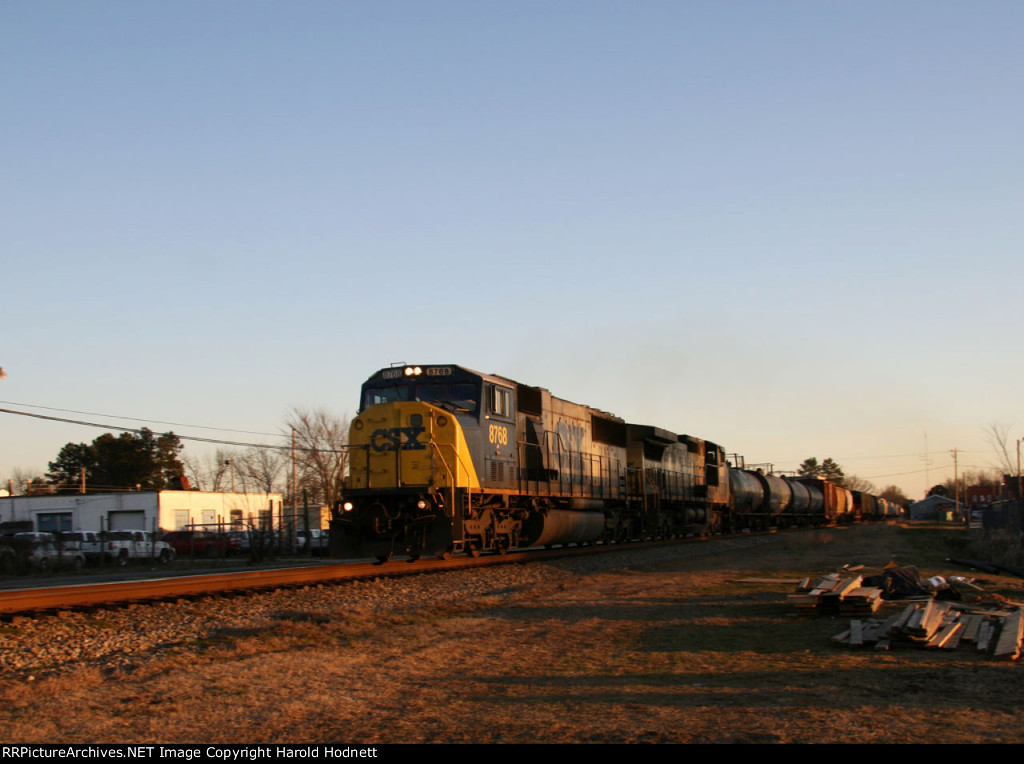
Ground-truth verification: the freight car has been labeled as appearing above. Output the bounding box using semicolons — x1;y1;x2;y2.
331;363;875;562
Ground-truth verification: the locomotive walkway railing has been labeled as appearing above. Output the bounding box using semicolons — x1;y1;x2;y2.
517;439;625;501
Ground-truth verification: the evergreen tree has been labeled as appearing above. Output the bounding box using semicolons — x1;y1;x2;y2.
797;457;821;477
820;458;845;484
47;429;185;492
797;456;846;484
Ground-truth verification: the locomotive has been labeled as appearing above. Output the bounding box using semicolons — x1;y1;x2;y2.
331;363;893;562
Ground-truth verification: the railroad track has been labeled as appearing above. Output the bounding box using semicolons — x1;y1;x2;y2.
0;539;688;616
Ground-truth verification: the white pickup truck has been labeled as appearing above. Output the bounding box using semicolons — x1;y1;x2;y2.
105;530;175;565
60;530;104;565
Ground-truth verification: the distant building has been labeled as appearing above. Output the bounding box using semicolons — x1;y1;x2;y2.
966;483;1002;506
1002;474;1022;502
0;491;284;534
908;494;962;521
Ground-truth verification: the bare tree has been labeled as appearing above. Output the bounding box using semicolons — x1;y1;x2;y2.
237;446;285;495
285;407;350;507
182;449;236;492
939;468;1003;499
6;467;53;495
843;475;877;493
879;484;910;505
986;421;1019;477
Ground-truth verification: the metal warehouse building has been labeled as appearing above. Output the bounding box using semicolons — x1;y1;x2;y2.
0;491;285;534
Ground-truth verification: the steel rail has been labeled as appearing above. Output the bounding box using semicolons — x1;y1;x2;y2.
0;547;558;615
0;531;784;616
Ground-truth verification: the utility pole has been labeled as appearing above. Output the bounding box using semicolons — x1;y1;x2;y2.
291;428;298;549
1017;438;1022;510
950;448;961;523
922;430;932;498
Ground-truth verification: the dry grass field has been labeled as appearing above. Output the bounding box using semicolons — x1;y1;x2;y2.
2;523;1023;744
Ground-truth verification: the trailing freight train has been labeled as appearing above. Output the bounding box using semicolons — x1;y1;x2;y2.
331;364;898;562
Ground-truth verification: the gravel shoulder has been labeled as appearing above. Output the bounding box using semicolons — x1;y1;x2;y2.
2;524;1022;744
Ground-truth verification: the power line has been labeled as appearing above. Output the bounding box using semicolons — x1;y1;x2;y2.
0;407;347;454
0;400;280;438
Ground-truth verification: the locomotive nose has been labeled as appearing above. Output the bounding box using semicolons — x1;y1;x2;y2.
348;401;481;491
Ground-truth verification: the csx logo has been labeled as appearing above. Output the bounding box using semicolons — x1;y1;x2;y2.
370;427;427;452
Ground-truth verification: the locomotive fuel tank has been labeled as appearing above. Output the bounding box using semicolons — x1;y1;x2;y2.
523;509;606;547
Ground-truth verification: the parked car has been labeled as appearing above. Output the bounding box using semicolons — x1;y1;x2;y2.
225;530;252;553
12;532;85;572
58;530;104;565
105;530;175;565
230;527;281;559
296;529;330;556
0;542;16;574
161;530;235;558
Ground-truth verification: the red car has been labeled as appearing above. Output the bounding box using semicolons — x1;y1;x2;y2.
161;530;237;558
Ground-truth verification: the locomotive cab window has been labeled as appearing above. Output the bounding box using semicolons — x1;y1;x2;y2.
361;382;480;414
488;385;513;419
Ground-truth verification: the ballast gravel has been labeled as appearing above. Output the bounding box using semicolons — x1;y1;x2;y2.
0;536;777;678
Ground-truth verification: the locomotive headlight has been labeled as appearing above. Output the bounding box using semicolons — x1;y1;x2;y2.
404;366;423;376
343;501;354;512
353;419;364;431
417;500;428;510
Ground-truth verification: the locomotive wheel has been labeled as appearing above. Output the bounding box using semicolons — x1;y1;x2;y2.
374;553;392;565
496;538;510;555
467;541;482;558
435;549;453;561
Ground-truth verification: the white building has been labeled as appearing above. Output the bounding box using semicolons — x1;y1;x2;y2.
0;491;284;534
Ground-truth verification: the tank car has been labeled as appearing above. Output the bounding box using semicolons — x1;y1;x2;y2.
726;468;836;529
332;363;729;561
794;477;853;524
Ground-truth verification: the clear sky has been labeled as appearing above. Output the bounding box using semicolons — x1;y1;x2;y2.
3;1;1021;499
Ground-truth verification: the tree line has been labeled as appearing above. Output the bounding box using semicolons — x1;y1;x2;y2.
8;408;349;508
925;469;1005;501
796;456;910;506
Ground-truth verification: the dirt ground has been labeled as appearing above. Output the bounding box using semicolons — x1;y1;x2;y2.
3;523;1023;744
